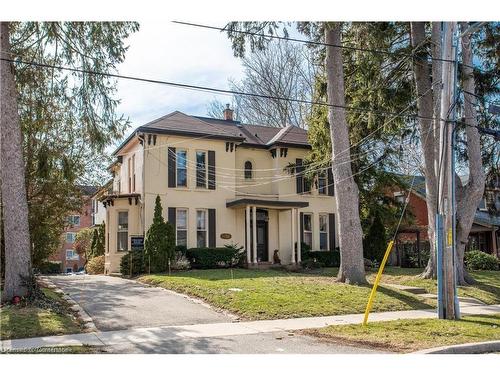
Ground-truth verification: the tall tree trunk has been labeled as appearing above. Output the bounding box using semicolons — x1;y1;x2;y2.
454;22;485;285
324;23;366;285
0;22;32;301
410;22;439;279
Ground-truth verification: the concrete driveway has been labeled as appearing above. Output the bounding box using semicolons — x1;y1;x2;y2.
48;275;230;331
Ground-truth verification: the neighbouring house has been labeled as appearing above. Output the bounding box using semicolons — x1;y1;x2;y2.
100;107;338;274
49;185;98;273
91;180;111;227
391;174;500;265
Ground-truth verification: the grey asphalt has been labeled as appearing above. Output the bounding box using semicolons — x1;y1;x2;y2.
105;331;386;354
48;275;230;331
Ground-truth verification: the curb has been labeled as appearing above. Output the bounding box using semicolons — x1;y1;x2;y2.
37;276;97;332
413;340;500;354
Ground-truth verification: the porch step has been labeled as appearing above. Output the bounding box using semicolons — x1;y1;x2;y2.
382;283;427;295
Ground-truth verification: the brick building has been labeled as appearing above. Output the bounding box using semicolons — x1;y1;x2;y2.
49;185;97;273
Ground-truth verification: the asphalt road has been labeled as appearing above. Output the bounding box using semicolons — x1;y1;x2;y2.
48;275;230;331
106;331;386;354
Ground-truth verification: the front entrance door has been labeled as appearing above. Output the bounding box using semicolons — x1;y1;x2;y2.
256;209;269;262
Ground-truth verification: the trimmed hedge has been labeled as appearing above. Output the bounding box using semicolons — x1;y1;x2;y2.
36;261;61;274
465;250;499;271
301;247;340;267
86;255;105;275
186;246;244;269
119;251;145;276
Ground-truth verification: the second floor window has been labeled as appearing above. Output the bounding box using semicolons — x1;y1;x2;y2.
318;173;327;195
244;161;253;179
478;197;487;211
196;151;207;188
66;232;77;243
66;249;79;260
67;215;80;226
176;208;188;246
117;211;128;251
303;214;313;248
176;149;187;187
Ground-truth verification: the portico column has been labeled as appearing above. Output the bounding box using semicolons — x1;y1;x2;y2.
291;208;296;264
245;206;251;264
252;206;257;264
296;208;301;263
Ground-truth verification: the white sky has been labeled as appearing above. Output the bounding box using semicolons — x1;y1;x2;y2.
114;21;244;145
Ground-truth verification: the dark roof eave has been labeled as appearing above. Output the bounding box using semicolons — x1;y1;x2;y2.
137;126;245;142
226;198;309;209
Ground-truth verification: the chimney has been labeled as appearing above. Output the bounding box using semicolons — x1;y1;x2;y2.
223;104;234;121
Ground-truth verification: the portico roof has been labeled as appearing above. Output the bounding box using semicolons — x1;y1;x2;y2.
226;198;309;209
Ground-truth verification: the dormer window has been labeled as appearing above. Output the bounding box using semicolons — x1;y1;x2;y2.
244;161;253;179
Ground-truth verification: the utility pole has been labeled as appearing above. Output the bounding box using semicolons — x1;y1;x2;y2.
437;22;458;320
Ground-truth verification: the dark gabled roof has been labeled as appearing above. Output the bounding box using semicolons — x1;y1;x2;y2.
112;111;310;155
78;185;98;196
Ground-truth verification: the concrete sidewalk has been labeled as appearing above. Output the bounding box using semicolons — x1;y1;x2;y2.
2;303;499;352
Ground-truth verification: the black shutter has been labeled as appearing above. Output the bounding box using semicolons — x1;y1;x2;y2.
168;147;176;188
300;212;304;246
208;150;216;190
168;207;176;227
327;168;334;196
208;209;216;247
296;158;303;194
329;213;335;251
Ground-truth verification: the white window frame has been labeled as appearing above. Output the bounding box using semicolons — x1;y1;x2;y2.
67;215;80;226
66;249;79;260
196;209;208;248
66;232;77;243
303;213;313;248
319;214;329;251
117;211;129;252
176;149;188;187
195;150;207;188
176;208;188;246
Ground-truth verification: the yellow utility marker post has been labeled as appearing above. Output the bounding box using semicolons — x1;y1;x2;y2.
362;240;395;326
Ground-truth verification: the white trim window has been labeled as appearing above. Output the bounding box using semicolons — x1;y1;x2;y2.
117;211;129;252
303;213;313;248
196;151;207;188
176;208;188;246
319;214;329;251
196;209;207;247
66;249;79;260
66;232;77;243
67;215;80;226
176;149;188;187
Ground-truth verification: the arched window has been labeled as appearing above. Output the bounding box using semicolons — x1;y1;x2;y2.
244;161;253;179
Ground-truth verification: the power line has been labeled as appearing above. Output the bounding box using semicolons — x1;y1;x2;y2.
172;21;491;72
0;56;438;122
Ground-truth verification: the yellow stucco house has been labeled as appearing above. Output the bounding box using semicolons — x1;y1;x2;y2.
101;107;338;274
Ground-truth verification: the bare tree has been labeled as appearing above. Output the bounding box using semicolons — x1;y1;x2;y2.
209;41;316;127
325;23;366;284
0;22;32;301
410;22;486;285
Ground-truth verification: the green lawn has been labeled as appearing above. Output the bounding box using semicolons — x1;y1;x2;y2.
0;288;83;340
372;268;500;305
139;268;436;320
3;345;103;354
308;314;500;353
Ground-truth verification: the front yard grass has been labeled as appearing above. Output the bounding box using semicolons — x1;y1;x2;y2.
307;314;500;353
0;288;83;341
375;268;500;305
139;268;436;320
